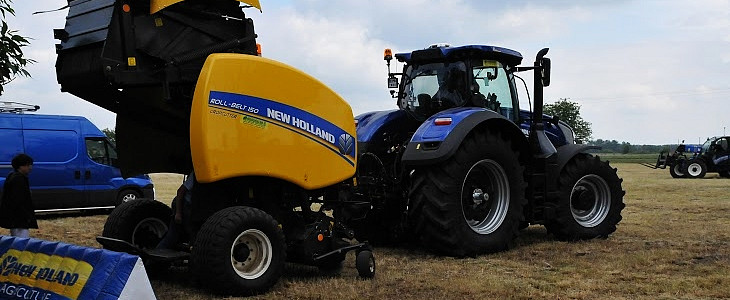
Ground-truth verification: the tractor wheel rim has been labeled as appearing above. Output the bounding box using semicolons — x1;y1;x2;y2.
230;229;272;280
570;174;611;228
131;217;168;249
687;163;702;176
673;164;684;176
122;193;137;202
461;159;510;235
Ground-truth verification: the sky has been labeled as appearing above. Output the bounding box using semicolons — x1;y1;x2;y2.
2;0;729;145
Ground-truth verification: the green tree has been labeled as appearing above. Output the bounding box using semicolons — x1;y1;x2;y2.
621;142;631;154
0;0;34;95
102;128;116;145
544;98;592;141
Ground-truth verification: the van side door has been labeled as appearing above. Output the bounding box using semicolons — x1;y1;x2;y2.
22;118;87;210
83;137;120;207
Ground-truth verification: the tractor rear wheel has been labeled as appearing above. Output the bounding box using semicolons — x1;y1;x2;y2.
684;159;707;178
546;154;625;240
191;206;286;296
409;129;526;257
669;162;686;178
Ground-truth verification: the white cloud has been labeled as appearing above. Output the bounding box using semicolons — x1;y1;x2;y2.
2;0;729;145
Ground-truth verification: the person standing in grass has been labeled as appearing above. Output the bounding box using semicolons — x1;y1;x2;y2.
0;154;38;237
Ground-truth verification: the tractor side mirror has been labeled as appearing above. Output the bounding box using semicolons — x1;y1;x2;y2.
541;57;551;87
388;75;399;89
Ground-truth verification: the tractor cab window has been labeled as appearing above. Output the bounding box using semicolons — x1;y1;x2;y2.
400;61;468;121
470;60;515;119
701;138;715;154
86;138;119;167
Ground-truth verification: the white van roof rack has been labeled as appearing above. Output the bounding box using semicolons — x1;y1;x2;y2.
0;102;40;113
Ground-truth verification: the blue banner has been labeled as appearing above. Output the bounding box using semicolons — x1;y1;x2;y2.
0;236;155;300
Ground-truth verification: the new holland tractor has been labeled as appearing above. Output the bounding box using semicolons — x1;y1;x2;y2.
678;137;730;178
52;0;625;295
349;44;626;256
643;137;730;178
642;141;702;178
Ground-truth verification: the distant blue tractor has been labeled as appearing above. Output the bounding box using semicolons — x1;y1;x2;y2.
643;141;702;178
351;44;626;256
644;137;730;179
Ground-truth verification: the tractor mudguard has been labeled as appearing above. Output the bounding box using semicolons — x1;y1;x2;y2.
190;54;357;189
355;110;406;143
555;144;601;171
401;108;527;166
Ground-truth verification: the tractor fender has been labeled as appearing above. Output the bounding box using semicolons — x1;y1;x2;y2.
555;144;601;171
402;107;528;166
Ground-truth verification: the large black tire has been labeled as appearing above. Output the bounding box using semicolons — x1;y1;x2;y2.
546;154;625;240
409;128;526;257
669;162;686;178
191;206;286;296
102;199;171;249
684;159;707;178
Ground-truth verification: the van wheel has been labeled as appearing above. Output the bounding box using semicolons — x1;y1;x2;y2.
103;199;171;249
117;189;140;205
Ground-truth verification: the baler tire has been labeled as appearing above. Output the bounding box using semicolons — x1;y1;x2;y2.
102;199;171;249
191;206;286;296
355;250;376;279
408;128;526;257
684;159;707;178
669;162;686;178
546;154;625;241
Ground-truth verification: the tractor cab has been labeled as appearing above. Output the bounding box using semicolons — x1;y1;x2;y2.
385;44;525;122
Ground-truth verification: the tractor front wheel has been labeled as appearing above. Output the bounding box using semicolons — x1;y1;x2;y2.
669;162;687;178
191;206;286;296
409;128;526;257
684;160;707;178
546;154;625;240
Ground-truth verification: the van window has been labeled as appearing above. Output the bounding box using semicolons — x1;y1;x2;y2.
86;138;117;166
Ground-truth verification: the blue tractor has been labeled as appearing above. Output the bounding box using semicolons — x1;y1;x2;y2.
642;141;702;178
681;136;730;178
351;44;626;257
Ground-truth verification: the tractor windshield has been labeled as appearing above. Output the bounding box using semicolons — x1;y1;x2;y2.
399;61;468;120
701;137;718;153
470;60;516;120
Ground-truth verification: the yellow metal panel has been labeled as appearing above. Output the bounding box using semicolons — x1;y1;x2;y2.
190;54;356;190
150;0;262;14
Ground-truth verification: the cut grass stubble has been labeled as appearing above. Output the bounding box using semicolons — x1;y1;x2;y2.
31;164;729;299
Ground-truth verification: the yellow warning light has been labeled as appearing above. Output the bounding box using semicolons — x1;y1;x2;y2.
127;57;137;67
384;48;393;61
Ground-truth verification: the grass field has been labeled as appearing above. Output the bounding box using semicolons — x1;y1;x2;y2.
29;163;730;299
